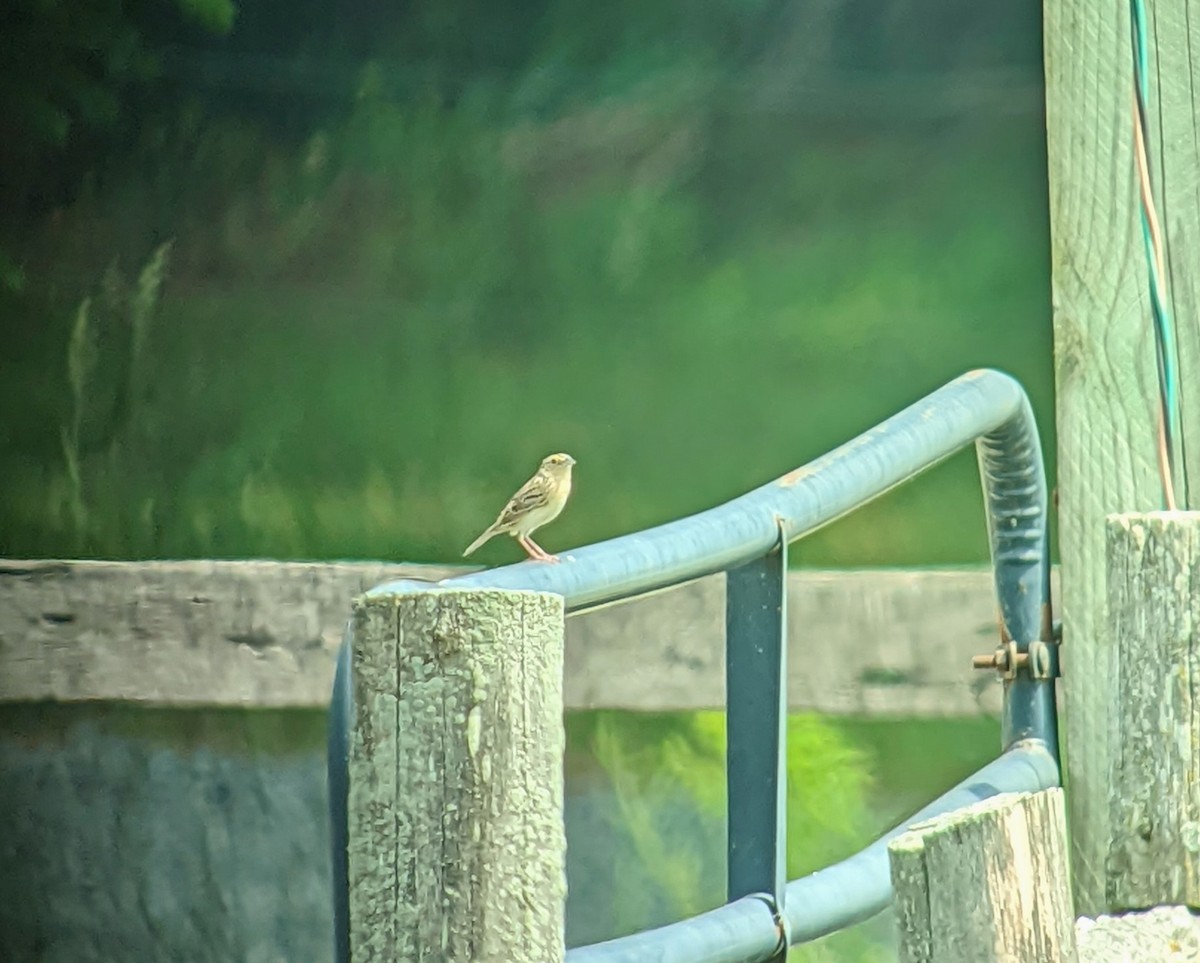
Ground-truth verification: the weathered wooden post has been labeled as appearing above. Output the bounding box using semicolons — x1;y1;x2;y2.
1045;0;1200;915
347;588;566;962
887;789;1077;963
1105;513;1200;909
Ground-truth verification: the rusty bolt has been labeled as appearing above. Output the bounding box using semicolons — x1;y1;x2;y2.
971;642;1028;679
972;650;1003;670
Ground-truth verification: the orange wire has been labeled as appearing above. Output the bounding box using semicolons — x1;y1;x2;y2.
1132;92;1178;510
1132;97;1170;299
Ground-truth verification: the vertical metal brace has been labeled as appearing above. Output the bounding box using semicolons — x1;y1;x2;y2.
724;525;789;959
329;631;352;963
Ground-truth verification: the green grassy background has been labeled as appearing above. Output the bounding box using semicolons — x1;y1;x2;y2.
0;113;1053;565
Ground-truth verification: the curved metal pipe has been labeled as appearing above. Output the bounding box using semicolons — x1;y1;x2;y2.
366;368;1056;750
329;368;1056;960
328;627;352;963
366;369;1048;624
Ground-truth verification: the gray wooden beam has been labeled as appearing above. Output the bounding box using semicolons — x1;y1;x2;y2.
0;559;1043;715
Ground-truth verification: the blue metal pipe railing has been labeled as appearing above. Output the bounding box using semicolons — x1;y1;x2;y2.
329;624;353;963
328;367;1060;962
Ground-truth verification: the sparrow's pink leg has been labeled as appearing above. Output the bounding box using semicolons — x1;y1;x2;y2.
521;535;559;563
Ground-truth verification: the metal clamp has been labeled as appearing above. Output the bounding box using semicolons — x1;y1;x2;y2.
747;891;790;959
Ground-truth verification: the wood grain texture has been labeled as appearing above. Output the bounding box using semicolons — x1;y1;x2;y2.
0;559;459;706
1045;0;1200;914
1106;513;1200;910
347;595;400;959
348;589;566;963
0;559;1040;716
888;789;1077;963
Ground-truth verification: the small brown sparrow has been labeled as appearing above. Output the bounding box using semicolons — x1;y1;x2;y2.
463;453;575;563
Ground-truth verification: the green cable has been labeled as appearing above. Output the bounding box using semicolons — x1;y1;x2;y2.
1129;0;1188;507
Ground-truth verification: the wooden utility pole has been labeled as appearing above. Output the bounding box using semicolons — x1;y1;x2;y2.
1044;0;1200;915
888;789;1078;963
347;588;566;962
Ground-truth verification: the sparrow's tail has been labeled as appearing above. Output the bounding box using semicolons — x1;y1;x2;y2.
463;527;498;557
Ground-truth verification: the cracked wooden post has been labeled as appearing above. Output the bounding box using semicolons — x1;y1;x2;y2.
887;789;1077;963
347;588;566;962
1105;512;1200;910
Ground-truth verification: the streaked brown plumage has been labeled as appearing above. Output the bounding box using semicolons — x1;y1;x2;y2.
463;453;575;562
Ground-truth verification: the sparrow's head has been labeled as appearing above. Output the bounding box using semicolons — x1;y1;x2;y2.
542;452;576;473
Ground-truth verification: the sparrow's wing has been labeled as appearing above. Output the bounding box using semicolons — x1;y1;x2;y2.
494;473;552;529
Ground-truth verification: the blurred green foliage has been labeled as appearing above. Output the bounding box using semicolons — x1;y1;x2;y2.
572;711;889;960
0;3;1048;958
0;93;1052;561
0;0;233;291
566;711;1003;956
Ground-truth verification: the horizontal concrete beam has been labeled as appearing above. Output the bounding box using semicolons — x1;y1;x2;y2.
0;559;1047;715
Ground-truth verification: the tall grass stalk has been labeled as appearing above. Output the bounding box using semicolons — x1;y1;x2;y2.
129;241;173;410
62;295;95;541
55;242;173;550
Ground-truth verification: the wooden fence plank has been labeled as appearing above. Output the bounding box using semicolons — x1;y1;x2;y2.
0;559;1039;715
